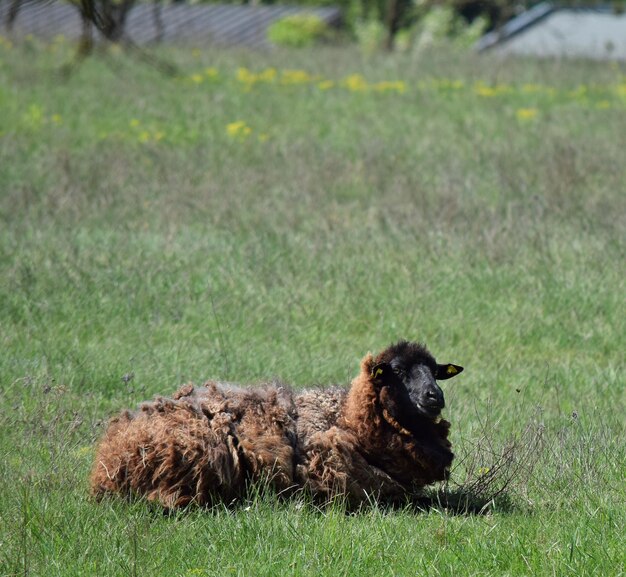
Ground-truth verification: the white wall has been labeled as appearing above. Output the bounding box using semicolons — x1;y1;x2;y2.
497;11;626;60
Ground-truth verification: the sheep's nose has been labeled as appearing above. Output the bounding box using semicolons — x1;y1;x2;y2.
426;389;445;408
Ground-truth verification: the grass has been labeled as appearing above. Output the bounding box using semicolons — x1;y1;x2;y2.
1;36;625;576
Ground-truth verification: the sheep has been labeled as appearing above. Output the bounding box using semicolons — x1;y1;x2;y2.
90;340;463;508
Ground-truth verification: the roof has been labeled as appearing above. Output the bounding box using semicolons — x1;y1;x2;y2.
0;1;342;48
477;2;626;61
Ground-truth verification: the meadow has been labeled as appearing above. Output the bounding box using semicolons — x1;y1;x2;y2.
0;36;625;576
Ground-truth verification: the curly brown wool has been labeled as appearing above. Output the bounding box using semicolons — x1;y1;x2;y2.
90;341;463;508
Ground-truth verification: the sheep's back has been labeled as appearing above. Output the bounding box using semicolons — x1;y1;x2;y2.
90;393;244;507
173;381;299;492
91;381;299;507
294;387;347;444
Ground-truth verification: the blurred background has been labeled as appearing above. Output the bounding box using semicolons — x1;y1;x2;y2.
1;1;625;575
3;0;626;57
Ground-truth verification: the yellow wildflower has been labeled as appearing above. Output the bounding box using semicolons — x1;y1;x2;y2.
226;121;252;139
23;104;44;128
374;81;407;94
138;130;151;143
236;67;258;91
281;69;314;85
205;67;219;78
318;80;334;90
522;83;543;93
478;467;491;476
516;108;539;120
237;67;256;84
258;133;269;143
190;73;203;84
596;100;611;109
51;114;62;125
258;68;277;83
130;119;140;128
473;82;511;97
343;74;368;92
434;79;464;91
474;83;497;97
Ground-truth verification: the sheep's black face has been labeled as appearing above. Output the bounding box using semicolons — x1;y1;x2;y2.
391;361;445;418
371;341;463;425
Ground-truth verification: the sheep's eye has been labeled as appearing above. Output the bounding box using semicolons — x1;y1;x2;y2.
392;367;406;379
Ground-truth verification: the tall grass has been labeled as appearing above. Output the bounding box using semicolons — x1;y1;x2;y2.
1;38;625;576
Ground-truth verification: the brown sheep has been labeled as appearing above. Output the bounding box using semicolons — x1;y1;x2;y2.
90;340;463;508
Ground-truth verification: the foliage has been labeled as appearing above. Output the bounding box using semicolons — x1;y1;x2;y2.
351;1;488;52
412;5;488;51
267;14;331;48
353;18;387;53
1;39;625;576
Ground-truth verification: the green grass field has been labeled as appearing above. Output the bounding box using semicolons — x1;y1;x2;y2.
1;36;625;576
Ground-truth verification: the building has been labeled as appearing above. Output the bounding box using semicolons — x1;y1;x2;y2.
477;2;626;61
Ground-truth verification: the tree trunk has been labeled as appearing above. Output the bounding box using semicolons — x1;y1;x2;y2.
384;0;400;51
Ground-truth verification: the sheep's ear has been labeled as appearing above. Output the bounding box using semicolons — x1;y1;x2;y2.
435;364;464;380
371;363;392;385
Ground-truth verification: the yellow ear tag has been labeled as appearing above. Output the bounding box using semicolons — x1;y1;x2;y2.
447;365;458;375
374;368;383;378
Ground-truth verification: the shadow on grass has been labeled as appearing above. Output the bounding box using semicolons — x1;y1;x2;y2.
123;481;519;520
410;486;515;515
